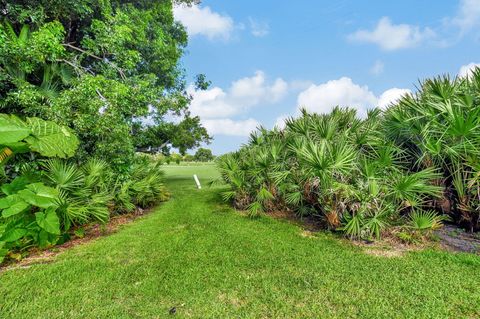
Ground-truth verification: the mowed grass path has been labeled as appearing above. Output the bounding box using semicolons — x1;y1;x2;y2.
1;164;479;318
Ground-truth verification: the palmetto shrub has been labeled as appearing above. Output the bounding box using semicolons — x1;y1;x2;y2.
128;160;169;208
0;115;170;263
217;70;480;238
222;71;480;237
218;107;443;239
384;70;480;232
42;159;112;229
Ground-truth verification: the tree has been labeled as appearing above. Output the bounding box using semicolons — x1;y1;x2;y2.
194;148;214;162
0;0;209;171
132;113;210;156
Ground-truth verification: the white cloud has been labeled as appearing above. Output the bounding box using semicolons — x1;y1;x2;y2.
248;18;270;37
377;88;411;109
189;71;288;119
274;114;290;130
297;77;377;117
230;71;287;104
187;87;237;118
458;62;480;78
173;4;234;40
202;118;260;136
370;60;384;76
450;0;480;34
188;71;288;137
289;80;314;91
297;77;410;117
348;17;435;50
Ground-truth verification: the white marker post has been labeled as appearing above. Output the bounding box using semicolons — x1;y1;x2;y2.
193;174;202;189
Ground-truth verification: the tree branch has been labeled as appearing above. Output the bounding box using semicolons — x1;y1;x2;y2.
62;43;127;80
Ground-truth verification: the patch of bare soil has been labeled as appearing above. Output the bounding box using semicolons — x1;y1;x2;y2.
351;233;428;258
435;225;480;254
1;208;152;272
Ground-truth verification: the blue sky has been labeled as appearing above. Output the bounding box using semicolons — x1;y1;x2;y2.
174;0;480;155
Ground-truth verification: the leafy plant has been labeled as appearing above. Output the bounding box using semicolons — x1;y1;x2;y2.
409;210;448;231
0;114;78;165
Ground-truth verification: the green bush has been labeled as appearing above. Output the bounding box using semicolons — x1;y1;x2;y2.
0;114;80;262
217;70;480;239
0;117;169;264
194;148;214;162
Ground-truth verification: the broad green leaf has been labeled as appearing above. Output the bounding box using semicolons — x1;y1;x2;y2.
3;142;30;154
37;229;50;248
18;183;59;208
1;227;27;242
0;114;30;145
1;176;33;195
0;194;31;218
35;207;60;235
0;194;21;209
24;117;79;158
2;200;30;218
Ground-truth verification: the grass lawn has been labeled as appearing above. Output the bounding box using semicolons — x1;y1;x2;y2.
1;164;479;318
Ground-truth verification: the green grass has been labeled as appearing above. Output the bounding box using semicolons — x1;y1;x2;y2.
1;164;479;318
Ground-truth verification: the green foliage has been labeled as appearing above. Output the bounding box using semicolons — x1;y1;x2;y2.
409;210;448;231
0;1;209;170
0;153;169;264
0;1;205;263
0;180;62;253
194;148;214;162
169;153;182;165
0;112;81;261
219;70;480;237
43;159;111;228
183;154;195;162
1;164;479;318
127;160;169;208
0;114;79;164
216;101;453;239
384;69;480;231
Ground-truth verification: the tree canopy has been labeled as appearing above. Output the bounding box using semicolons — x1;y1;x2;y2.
0;0;210;171
194;147;214;162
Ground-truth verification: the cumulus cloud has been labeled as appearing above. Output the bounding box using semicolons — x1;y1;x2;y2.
297;77;410;117
297;77;378;117
274;114;290;130
187;87;236;119
202;118;260;136
173;4;234;40
377;88;412;109
230;71;287;105
458;62;480;78
189;71;288;119
450;0;480;34
348;17;435;50
188;71;288;137
248;18;270;37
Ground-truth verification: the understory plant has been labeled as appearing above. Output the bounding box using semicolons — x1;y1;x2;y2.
217;70;480;239
0;114;79;262
0;113;169;264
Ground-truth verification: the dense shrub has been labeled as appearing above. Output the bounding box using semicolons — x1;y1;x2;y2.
384;71;480;232
218;71;480;239
0;116;168;263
